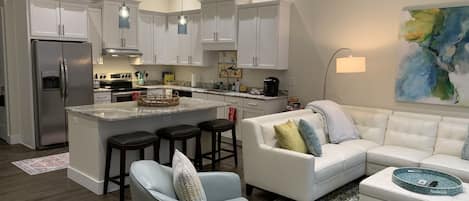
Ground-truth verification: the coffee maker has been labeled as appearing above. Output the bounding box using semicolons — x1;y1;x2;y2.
264;77;279;97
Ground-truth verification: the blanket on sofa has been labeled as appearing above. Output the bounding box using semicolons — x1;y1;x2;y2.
306;100;359;143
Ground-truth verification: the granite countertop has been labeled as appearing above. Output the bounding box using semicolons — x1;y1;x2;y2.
66;97;227;122
140;85;288;100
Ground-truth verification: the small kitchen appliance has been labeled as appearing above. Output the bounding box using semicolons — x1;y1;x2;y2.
264;77;279;97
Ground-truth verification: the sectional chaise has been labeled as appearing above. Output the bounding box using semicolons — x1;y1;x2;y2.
242;105;469;201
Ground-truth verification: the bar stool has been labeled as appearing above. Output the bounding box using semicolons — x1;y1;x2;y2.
103;131;160;201
156;125;202;170
198;119;238;170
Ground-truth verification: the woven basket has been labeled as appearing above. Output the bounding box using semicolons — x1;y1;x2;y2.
137;95;180;107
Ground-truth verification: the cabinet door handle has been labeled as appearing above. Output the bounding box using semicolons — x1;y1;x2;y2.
124;38;126;48
189;56;192;64
216;32;218;41
58;25;61;35
213;32;216;40
62;24;65;36
247;102;258;106
154;55;157;63
177;56;179;64
253;57;256;66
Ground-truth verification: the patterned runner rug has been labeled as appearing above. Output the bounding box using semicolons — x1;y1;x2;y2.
12;152;69;175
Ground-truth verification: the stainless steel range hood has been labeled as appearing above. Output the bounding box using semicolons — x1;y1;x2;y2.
102;48;142;57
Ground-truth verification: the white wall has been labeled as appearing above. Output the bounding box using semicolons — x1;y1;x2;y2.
289;0;469;117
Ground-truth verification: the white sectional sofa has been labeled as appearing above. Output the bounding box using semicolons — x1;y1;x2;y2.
242;105;469;201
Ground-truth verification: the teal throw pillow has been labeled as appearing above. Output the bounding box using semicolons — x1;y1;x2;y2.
298;119;322;157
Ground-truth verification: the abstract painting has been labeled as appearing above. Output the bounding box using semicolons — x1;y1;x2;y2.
397;5;469;106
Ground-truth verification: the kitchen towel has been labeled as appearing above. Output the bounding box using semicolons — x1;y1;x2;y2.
228;107;237;122
132;91;141;101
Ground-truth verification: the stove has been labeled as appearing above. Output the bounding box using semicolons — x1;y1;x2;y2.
99;80;147;102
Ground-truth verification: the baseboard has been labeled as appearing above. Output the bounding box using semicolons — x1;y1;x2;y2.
67;166;121;195
8;134;21;144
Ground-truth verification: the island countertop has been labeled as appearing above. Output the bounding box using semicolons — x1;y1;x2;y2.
66;97;227;122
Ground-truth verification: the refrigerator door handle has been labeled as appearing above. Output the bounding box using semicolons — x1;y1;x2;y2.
63;58;69;99
60;60;66;99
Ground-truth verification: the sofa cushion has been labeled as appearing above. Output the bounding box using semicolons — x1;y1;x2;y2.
314;144;366;182
434;121;468;157
367;145;432;167
274;120;308;153
258;110;326;147
384;115;439;153
342;105;392;145
420;154;469;182
340;139;380;151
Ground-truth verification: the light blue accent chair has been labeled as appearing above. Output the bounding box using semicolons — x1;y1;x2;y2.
130;160;248;201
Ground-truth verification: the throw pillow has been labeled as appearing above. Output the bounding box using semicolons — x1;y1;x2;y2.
172;150;207;201
462;131;469;160
298;119;322;157
274;120;308;153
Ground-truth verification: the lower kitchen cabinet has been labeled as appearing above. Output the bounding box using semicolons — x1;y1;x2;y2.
94;91;111;104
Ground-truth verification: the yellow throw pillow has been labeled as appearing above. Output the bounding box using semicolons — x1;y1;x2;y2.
274;120;308;153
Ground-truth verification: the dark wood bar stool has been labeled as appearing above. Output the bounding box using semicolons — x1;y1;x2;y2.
198;119;238;170
156;125;202;170
103;131;159;201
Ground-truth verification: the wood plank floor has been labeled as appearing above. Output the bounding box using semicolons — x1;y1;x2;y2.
0;140;281;201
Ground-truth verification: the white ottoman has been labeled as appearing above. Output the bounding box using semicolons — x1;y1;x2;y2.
359;167;469;201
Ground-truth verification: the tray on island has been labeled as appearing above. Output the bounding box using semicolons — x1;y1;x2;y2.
392;167;463;196
137;95;180;107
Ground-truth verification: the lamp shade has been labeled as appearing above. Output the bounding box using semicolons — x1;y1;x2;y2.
336;56;366;73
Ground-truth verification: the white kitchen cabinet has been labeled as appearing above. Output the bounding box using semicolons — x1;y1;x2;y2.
166;15;179;65
29;0;60;38
154;15;167;64
60;2;88;40
201;0;237;50
189;13;203;65
29;0;87;41
88;8;102;64
237;1;291;70
192;92;207;99
94;91;111;104
138;12;154;65
102;1;138;49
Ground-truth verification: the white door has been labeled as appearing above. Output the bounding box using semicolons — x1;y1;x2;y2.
88;8;102;64
189;13;203;65
122;5;138;49
138;13;154;64
216;1;236;42
29;0;60;38
102;3;121;48
201;2;217;43
237;7;257;68
166;15;179;65
60;3;88;40
154;15;167;64
257;6;278;69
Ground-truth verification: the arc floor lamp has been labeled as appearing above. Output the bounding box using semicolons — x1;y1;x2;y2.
322;48;367;99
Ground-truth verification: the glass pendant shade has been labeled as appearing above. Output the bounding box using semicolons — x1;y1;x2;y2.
118;3;130;29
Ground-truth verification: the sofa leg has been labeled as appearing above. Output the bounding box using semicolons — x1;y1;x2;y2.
246;184;254;196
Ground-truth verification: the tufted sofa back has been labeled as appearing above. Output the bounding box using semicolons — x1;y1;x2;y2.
433;117;469;157
342;105;392;145
384;112;441;153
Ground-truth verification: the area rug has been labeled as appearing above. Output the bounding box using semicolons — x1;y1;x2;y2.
274;179;360;201
12;152;69;175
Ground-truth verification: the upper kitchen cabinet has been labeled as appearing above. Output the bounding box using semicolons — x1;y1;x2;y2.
237;0;291;70
201;0;237;50
138;11;166;65
101;0;139;49
29;0;88;41
88;8;102;64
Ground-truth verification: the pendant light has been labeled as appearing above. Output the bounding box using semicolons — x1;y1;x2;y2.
178;0;187;25
119;1;130;29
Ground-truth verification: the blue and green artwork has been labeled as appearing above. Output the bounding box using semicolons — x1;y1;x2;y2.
397;5;469;106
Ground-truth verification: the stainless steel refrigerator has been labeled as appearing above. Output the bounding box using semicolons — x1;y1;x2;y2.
32;40;93;149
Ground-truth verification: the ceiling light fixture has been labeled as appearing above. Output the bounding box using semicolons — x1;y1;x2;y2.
178;0;187;26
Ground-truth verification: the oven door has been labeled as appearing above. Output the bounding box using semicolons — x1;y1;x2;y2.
112;91;147;102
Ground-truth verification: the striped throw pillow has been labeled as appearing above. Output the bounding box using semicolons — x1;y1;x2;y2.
172;149;207;201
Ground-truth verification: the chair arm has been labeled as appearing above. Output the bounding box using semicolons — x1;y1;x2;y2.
198;172;243;201
244;144;316;201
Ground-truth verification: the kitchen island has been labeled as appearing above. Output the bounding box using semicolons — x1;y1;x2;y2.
65;97;226;195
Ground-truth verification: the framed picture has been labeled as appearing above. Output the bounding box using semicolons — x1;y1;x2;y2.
397;3;469;106
218;51;242;78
